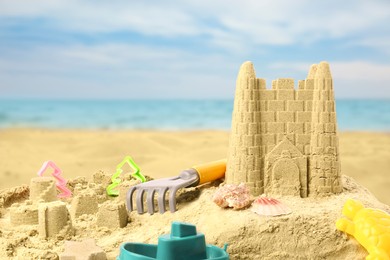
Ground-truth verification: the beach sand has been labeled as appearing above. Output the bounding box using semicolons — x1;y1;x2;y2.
1;129;389;205
1;128;390;259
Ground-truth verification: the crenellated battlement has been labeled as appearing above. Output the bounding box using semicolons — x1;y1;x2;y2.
226;61;342;197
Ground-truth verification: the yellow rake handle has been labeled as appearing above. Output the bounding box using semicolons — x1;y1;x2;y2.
192;159;227;185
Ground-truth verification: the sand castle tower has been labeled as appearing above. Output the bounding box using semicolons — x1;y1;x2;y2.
9;176;74;239
225;62;263;195
226;61;342;197
308;63;342;195
29;177;57;203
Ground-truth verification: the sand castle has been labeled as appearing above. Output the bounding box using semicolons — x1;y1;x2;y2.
38;201;73;239
226;61;342;197
9;177;57;227
97;201;128;229
9;174;126;238
9;177;74;239
70;191;98;219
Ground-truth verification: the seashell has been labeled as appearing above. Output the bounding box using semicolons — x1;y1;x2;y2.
212;183;252;210
251;195;292;216
212;192;229;208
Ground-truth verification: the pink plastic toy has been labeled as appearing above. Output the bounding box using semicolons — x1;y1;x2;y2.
37;160;72;198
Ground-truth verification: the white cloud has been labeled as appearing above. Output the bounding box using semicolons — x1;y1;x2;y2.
268;60;390;98
269;61;390;81
0;0;389;52
332;61;390;81
0;0;202;36
0;43;239;99
357;37;390;55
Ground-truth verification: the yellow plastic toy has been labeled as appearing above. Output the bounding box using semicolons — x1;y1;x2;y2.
336;199;390;260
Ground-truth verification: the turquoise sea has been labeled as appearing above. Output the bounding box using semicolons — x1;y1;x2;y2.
0;99;389;131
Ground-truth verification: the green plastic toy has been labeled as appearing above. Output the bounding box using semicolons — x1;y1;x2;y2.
117;222;229;260
106;156;146;196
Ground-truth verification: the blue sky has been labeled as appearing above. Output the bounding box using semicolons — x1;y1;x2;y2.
0;0;390;99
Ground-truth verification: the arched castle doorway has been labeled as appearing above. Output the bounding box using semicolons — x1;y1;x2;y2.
271;157;301;196
264;138;308;198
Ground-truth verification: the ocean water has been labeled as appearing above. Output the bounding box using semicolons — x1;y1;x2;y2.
0;99;389;131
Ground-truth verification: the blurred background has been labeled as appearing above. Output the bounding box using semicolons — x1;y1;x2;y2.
0;1;389;203
0;0;389;129
0;0;390;100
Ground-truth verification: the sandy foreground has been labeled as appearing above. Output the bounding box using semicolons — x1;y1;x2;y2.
0;128;390;259
1;129;389;205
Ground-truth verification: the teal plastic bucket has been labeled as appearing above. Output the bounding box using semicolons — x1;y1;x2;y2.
117;243;229;260
118;243;157;260
205;245;229;260
117;222;229;260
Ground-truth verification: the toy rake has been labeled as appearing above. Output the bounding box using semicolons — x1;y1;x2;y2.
126;159;226;214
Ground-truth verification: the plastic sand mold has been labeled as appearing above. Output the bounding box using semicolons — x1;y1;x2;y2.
117;221;229;260
106;156;146;196
37;160;72;198
336;199;390;259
